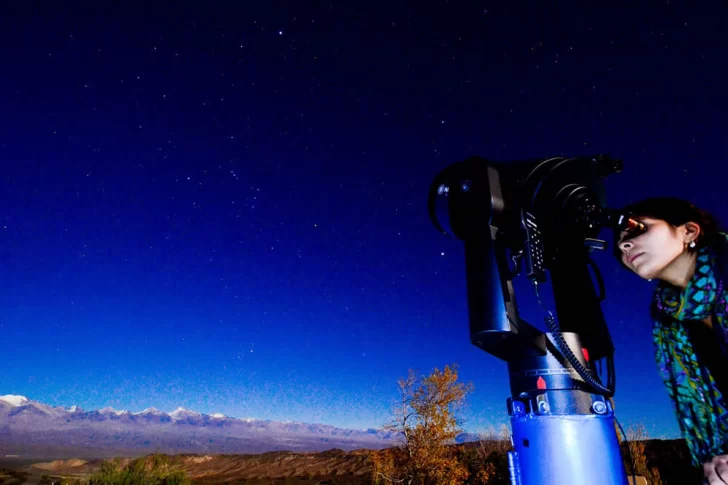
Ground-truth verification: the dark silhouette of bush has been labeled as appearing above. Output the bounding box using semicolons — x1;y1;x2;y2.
0;467;29;485
457;445;509;484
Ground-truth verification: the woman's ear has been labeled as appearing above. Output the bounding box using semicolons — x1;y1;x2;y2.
682;221;702;244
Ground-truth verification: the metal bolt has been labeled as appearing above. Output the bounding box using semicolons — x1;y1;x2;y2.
591;401;608;415
510;401;526;417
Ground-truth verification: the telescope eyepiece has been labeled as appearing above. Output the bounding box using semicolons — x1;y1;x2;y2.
615;214;647;239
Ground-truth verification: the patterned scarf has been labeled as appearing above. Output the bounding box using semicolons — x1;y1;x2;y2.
652;239;728;467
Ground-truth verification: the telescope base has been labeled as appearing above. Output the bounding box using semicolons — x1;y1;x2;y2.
509;413;629;485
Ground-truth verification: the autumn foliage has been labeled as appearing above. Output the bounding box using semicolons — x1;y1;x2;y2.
371;364;474;485
617;423;663;485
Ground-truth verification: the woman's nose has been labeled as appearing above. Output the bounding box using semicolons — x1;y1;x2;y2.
619;240;633;252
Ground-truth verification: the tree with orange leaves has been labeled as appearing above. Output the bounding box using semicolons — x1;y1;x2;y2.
372;364;474;485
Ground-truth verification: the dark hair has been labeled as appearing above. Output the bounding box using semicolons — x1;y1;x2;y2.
612;196;723;267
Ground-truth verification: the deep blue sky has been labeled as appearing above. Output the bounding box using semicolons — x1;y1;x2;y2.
1;3;727;438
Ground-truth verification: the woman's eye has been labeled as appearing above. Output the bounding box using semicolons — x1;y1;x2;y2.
626;225;648;239
619;228;646;245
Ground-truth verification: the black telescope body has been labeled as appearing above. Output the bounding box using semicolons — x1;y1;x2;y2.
427;155;623;365
427;154;638;484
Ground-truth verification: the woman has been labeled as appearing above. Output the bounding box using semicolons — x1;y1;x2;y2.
614;196;728;483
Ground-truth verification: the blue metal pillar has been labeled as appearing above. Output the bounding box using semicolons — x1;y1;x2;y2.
506;332;629;485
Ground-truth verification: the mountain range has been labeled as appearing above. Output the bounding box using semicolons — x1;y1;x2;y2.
0;394;401;460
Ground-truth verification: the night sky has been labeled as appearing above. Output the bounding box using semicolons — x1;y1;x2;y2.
2;3;727;438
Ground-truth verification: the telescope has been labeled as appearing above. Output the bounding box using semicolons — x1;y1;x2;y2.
428;155;643;485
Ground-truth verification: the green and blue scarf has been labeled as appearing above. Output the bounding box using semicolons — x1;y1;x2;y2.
652;236;728;467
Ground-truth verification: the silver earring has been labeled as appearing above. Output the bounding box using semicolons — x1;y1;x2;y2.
689;240;696;249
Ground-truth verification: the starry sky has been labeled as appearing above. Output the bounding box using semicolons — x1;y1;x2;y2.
2;3;727;438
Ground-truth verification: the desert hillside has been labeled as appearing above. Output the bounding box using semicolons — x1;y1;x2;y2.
22;448;373;484
0;438;706;485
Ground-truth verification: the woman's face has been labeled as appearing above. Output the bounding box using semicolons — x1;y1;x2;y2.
617;217;688;280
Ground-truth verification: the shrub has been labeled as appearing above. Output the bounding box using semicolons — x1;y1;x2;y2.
78;454;191;485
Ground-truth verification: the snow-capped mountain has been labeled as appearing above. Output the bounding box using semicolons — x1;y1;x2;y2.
132;407;167;416
169;407;203;420
0;394;401;460
0;395;29;406
0;395;68;420
98;406;128;416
